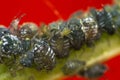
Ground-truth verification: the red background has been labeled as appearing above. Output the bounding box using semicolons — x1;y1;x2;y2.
0;0;120;80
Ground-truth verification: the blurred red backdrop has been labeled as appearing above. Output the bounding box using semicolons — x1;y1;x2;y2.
0;0;120;80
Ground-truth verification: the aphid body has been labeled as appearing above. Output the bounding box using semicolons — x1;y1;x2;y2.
81;17;99;46
62;60;86;75
67;18;85;50
78;64;107;79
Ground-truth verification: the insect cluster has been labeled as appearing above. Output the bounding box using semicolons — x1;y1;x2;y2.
0;4;120;79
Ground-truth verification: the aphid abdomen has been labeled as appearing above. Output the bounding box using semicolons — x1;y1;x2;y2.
33;40;56;70
50;35;70;58
96;9;116;35
82;17;100;47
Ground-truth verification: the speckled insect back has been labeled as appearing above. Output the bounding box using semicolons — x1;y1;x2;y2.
0;34;22;65
81;17;99;46
95;8;116;35
49;21;71;58
20;50;34;67
1;34;22;55
78;64;107;79
67;18;85;50
62;60;86;75
50;32;70;58
32;39;56;70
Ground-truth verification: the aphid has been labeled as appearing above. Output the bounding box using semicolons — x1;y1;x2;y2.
1;34;22;55
20;51;34;67
95;8;116;35
67;18;85;50
0;34;22;65
49;21;71;58
78;64;107;79
32;39;56;70
81;17;100;46
50;31;70;58
62;60;86;75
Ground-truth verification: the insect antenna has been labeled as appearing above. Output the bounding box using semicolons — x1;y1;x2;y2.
8;13;26;35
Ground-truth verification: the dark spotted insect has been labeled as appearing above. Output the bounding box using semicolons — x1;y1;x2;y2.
33;39;56;70
62;60;86;75
0;34;22;66
49;21;71;58
78;64;107;79
93;8;116;35
20;50;34;67
1;34;22;55
50;31;70;58
20;38;56;70
81;17;100;47
67;18;85;50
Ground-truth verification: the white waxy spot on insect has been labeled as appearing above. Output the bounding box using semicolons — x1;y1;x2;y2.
64;42;69;46
52;39;56;43
2;38;6;41
64;46;70;49
50;42;56;46
3;42;8;45
51;53;55;59
34;47;38;51
46;47;50;55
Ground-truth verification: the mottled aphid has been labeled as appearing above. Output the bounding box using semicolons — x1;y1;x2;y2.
95;8;116;35
50;35;70;58
0;34;22;65
1;34;22;55
78;64;107;79
49;21;71;58
20;51;34;67
33;39;56;70
50;31;70;58
81;17;100;46
67;18;85;50
62;60;86;75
